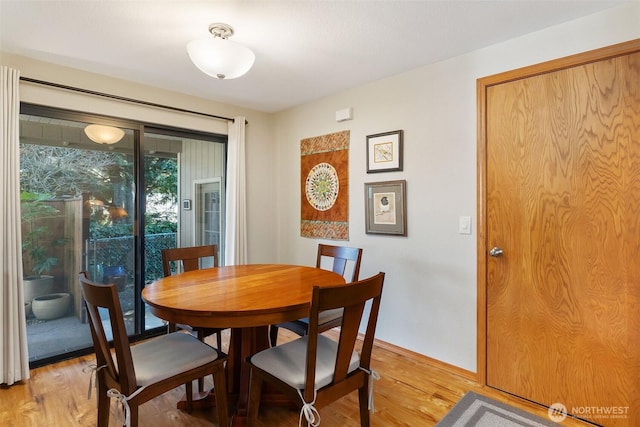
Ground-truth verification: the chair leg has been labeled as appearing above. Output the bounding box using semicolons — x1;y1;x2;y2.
247;370;263;426
97;381;110;427
358;384;370;427
130;404;139;427
216;331;222;351
269;325;279;347
197;329;206;392
213;365;230;427
186;380;193;413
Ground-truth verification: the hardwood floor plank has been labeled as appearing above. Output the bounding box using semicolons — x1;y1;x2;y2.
1;329;595;426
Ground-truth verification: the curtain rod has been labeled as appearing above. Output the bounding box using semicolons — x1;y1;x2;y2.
20;76;239;123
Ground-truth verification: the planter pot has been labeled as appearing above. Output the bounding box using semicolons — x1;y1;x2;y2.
23;275;55;304
32;292;71;320
103;265;126;292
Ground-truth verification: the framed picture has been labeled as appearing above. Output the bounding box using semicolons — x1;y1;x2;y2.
364;180;407;236
366;130;403;173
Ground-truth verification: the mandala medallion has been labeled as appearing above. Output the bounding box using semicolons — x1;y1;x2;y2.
305;162;339;211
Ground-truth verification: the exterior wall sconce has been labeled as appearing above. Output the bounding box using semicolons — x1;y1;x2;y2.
84;124;125;144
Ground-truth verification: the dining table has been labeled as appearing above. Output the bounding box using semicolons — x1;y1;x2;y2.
141;263;346;426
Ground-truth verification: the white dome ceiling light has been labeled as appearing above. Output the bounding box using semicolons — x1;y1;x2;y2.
187;23;255;80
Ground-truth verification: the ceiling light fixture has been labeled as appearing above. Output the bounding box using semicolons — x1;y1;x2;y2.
187;23;255;80
84;124;125;145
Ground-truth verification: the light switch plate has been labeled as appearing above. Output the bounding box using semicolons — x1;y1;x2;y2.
459;216;471;234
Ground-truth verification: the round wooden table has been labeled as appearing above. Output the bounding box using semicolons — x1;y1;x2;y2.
142;264;345;426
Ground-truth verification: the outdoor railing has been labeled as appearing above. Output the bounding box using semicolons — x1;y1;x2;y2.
85;233;177;286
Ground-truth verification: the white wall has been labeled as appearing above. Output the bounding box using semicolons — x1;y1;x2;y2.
272;3;640;372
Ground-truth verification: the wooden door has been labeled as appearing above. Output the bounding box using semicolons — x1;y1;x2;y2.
479;41;640;427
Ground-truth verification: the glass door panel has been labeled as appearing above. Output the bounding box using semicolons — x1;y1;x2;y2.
195;178;223;262
142;132;180;331
20;113;136;363
194;179;223;268
142;134;226;329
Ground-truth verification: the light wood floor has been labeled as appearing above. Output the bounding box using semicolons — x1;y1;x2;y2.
1;329;594;426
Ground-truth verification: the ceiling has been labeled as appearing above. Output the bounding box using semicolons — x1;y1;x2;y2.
0;0;627;113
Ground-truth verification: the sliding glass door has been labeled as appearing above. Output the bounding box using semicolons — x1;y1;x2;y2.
19;105;226;366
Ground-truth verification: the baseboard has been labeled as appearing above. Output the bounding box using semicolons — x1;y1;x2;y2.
371;337;478;382
326;327;478;383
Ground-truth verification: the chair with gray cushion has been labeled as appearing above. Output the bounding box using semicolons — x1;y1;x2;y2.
247;272;384;426
269;243;363;347
161;244;224;351
79;271;229;427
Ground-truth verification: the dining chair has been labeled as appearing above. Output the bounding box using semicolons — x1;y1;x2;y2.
269;243;363;347
79;272;229;427
161;244;224;351
247;272;385;427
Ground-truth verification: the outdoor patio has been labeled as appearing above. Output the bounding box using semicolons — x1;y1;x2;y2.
25;233;175;363
26;285;165;362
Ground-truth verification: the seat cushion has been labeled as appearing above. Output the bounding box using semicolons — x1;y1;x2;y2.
250;334;360;390
129;332;221;386
298;308;344;326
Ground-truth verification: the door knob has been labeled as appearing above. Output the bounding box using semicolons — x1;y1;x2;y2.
489;247;503;257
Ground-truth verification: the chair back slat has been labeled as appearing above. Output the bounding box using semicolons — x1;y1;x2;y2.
161;244;218;277
360;282;383;371
304;272;385;402
79;271;137;395
333;305;365;379
316;244;363;282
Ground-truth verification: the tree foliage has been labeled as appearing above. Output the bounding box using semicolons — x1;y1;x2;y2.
20;144;178;235
20;191;66;276
20;145;125;199
144;156;177;205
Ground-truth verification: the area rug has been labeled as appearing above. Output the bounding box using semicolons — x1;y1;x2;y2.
436;391;557;427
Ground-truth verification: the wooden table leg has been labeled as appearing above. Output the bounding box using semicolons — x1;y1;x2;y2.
229;326;295;425
229;326;269;425
175;328;247;413
176;326;292;426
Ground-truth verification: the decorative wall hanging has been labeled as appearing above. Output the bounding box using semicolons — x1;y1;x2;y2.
366;129;403;173
301;131;349;240
364;180;407;236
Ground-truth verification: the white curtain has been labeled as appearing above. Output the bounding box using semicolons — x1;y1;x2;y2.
0;66;30;385
224;117;248;265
